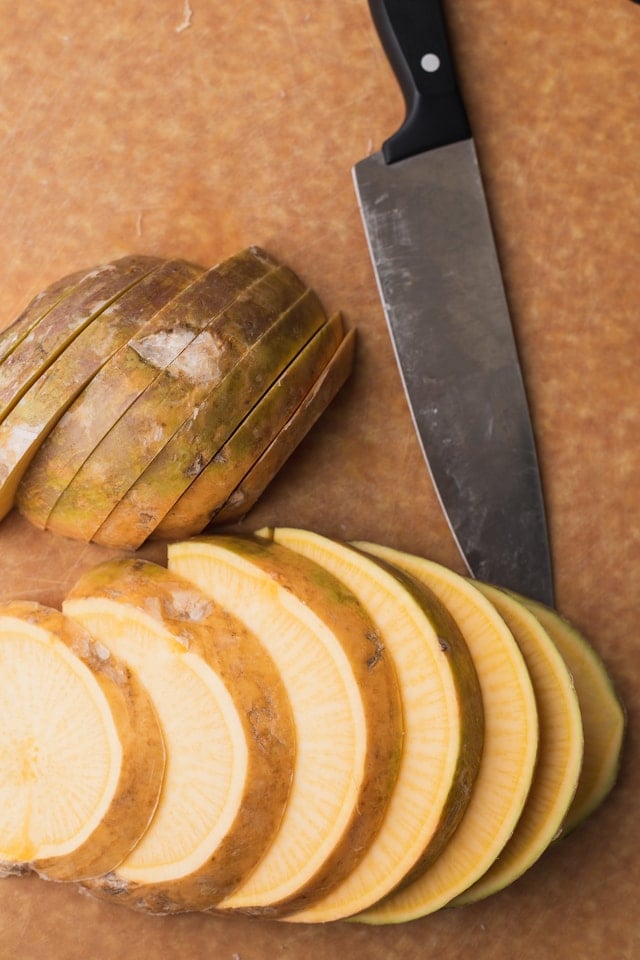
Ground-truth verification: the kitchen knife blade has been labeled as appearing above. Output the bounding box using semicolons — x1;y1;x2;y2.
353;0;554;606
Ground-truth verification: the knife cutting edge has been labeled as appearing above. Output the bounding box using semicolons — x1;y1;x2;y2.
353;0;554;606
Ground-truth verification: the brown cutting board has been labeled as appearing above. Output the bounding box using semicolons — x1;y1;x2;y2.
0;2;638;958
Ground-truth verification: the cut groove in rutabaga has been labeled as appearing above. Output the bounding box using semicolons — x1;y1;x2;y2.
167;535;403;916
92;286;328;549
0;601;165;883
453;582;583;905
0;263;101;365
63;558;295;914
16;247;272;530
153;313;346;541
0;256;161;423
0;259;202;521
213;330;356;525
45;265;306;544
513;594;623;834
262;528;484;923
352;545;539;924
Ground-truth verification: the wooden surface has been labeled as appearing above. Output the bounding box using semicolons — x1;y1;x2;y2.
0;1;638;957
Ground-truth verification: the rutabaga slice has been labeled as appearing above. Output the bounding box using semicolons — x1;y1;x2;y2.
213;330;356;525
0;259;202;521
45;265;306;544
0;601;165;882
167;535;403;916
0;255;160;422
92;286;328;549
453;582;584;905
0;262;103;365
513;594;624;833
263;528;484;923
153;313;346;540
16;247;271;530
352;545;539;924
63;558;295;914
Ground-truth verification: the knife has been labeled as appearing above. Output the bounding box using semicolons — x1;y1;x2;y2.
353;0;554;606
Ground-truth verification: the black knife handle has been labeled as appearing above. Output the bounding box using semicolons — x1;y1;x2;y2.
369;0;472;163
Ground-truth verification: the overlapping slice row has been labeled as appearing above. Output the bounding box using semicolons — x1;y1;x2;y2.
62;558;296;914
167;535;405;916
153;313;347;540
16;247;272;530
0;600;165;882
0;258;204;519
0;248;354;545
0;530;624;924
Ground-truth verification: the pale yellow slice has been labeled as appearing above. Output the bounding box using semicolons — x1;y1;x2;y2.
63;558;295;914
453;582;584;904
515;594;624;833
168;535;403;916
0;601;165;882
263;528;483;923
352;545;539;924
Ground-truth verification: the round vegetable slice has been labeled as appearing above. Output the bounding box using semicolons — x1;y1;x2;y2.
0;255;160;425
92;286;328;549
45;265;306;543
263;528;483;923
0;600;165;882
63;558;296;914
352;544;539;924
453;581;583;905
514;594;624;833
213;329;356;525
153;313;346;540
16;247;272;530
0;259;201;519
167;534;403;916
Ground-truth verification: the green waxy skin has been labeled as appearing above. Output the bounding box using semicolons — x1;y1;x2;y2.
214;329;356;525
44;265;307;543
0;255;161;422
93;288;329;549
0;263;102;365
153;313;346;541
0;259;203;521
16;248;273;529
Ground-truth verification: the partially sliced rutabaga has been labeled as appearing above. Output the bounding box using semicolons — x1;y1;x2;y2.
0;601;165;883
262;528;484;923
0;255;161;422
44;265;307;544
92;286;328;550
214;329;356;525
167;535;403;917
452;581;583;905
352;544;539;924
0;259;202;521
153;313;346;540
63;558;296;914
0;262;101;364
512;594;624;834
16;247;272;530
